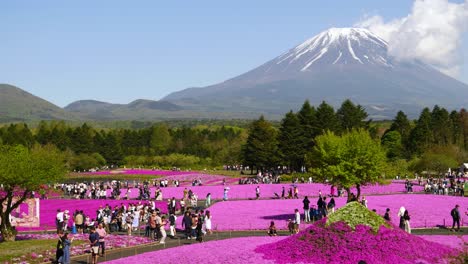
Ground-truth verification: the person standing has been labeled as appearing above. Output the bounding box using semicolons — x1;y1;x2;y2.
182;211;192;239
169;211;177;238
398;206;406;230
281;186;285;199
383;208;391;222
328;197;336;213
302;196;310;222
59;232;73;264
56;209;64;232
204;210;212;235
96;223;107;256
255;186;260;200
403;210;411;234
450;204;461;232
268;221;277;236
223;187;229;201
55;230;64;264
159;216;167;244
74;211;84;234
205;193;211;207
89;227;100;264
293;209;301;233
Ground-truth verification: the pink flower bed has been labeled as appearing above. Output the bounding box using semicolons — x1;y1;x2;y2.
17;199;168;231
120;182;423;200
101;235;465;264
190;194;467;231
255;220;461;264
102;236;283;264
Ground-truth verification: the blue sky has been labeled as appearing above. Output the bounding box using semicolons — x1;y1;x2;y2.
1;0;467;107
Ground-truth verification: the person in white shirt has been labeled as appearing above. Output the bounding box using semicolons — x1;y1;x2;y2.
294;209;300;234
56;209;64;231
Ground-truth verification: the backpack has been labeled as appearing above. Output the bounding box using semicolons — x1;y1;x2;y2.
451;209;456;217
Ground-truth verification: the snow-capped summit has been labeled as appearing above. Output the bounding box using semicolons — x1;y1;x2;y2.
163;27;468;119
275;27;391;72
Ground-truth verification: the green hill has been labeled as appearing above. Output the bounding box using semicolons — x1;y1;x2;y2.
0;84;76;122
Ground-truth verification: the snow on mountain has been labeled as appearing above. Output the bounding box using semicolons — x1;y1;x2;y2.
276;28;389;69
163;27;468;119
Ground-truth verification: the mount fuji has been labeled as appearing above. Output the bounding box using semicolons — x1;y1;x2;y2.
163;27;468;119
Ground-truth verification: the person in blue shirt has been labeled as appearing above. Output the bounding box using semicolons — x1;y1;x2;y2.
89;227;100;264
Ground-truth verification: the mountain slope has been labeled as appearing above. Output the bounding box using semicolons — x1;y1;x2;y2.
64;99;187;120
0;84;76;122
164;28;468;119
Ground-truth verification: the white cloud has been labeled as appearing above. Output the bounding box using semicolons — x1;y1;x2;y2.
356;0;468;77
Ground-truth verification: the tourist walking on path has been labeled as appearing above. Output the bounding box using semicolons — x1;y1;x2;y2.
159;216;167;244
204;210;213;235
450;204;461;232
205;193;211;207
169;212;177;238
303;196;310;222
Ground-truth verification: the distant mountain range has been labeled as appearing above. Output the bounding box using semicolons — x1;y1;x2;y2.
2;27;468;122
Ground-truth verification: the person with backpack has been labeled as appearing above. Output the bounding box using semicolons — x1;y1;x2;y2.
55;230;64;264
450;204;461;232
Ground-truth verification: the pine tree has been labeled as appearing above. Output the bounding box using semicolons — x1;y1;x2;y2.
336;99;368;132
278;111;303;171
242;116;278;173
315;101;339;134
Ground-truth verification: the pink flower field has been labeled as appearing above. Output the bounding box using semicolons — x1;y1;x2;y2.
101;235;466;264
102;236;283;264
118;182;423;200
191;194;467;230
17;199;168;231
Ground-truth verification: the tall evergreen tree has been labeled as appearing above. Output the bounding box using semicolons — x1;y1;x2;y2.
336;99;368;131
388;111;412;143
430;105;451;145
315;101;339;134
408;108;432;154
241;116;278;173
278;111;303;171
449;110;462;145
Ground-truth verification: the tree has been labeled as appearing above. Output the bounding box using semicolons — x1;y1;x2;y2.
0;144;66;241
430;105;451;145
241;116;278;173
408;108;432;155
381;131;403;159
310;129;386;201
336;99;368;131
388;111;412;144
278;111;303;171
150;124;172;155
315;101;340;134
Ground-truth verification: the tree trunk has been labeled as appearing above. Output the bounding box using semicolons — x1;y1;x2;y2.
345;187;351;203
0;210;17;242
356;184;362;201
